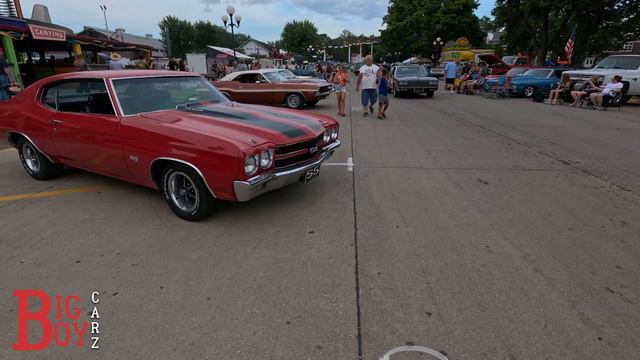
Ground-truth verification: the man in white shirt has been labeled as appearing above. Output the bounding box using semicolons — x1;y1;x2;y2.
589;75;624;110
356;55;381;117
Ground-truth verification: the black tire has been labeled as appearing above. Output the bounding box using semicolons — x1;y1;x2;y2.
426;90;435;98
392;85;399;97
17;137;63;180
285;93;304;109
523;86;536;98
161;163;216;221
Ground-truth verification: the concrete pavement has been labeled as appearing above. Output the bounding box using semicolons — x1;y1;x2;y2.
1;81;639;359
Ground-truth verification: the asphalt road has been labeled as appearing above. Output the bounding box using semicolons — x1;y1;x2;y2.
1;81;639;360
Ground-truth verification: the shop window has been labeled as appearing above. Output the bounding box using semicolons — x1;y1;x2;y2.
42;80;115;115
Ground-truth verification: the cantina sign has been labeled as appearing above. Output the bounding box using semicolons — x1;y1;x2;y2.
28;24;66;41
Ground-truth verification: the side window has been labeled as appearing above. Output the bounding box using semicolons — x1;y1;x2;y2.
234;74;254;83
41;80;115;116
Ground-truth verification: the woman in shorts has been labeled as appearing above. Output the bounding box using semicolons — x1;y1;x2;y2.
334;64;350;117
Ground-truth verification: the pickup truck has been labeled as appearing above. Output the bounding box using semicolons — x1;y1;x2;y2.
564;55;640;104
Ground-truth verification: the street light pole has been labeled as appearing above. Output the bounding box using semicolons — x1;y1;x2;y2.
99;5;109;31
222;6;242;61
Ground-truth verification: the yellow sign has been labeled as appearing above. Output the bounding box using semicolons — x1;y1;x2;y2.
444;37;472;52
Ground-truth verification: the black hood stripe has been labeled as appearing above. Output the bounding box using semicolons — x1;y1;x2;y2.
179;105;306;138
241;105;324;132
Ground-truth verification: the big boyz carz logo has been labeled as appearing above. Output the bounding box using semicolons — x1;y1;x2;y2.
12;289;101;351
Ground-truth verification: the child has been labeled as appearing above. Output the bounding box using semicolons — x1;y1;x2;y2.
377;68;390;119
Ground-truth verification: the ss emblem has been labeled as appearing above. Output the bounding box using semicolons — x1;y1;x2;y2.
309;146;319;154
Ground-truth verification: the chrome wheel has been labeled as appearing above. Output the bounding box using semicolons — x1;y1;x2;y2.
167;171;199;213
286;94;302;108
524;86;535;97
21;142;40;173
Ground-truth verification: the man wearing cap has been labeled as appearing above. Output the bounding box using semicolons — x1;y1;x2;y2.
109;53;125;70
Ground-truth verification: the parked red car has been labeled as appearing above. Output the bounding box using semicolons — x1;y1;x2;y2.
0;71;341;221
478;54;534;75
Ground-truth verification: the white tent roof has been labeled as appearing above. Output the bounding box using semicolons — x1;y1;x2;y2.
207;46;254;59
401;57;416;64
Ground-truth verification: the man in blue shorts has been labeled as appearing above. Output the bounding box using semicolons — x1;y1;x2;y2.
356;55;381;117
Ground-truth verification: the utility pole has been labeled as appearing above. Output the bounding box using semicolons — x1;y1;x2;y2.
99;5;109;31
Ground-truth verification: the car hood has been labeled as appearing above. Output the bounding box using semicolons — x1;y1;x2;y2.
140;102;333;149
564;68;638;76
478;54;504;66
395;76;438;81
284;78;327;84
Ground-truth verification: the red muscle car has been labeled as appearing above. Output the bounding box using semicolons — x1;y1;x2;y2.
0;70;341;221
214;69;334;109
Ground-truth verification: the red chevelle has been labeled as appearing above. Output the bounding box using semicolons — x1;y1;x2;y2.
0;70;340;221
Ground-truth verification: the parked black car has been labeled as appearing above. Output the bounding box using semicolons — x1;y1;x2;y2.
390;65;439;98
292;64;319;78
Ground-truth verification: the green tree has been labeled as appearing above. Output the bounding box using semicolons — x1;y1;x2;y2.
381;0;485;61
280;20;319;55
159;16;194;59
493;0;639;64
159;16;251;59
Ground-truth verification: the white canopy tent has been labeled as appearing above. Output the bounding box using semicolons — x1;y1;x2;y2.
401;57;416;64
207;46;254;60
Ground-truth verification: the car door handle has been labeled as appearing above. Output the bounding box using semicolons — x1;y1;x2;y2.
50;119;63;126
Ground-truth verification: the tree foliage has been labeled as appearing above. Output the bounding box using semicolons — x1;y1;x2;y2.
159;16;249;58
280;20;319;55
380;0;485;60
493;0;640;64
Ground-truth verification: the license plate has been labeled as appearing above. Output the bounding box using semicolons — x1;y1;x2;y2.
303;166;320;183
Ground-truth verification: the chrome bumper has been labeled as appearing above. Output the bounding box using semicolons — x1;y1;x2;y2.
233;140;341;202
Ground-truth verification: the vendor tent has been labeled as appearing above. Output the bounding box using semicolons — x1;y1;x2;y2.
401;57;416;64
206;45;253;60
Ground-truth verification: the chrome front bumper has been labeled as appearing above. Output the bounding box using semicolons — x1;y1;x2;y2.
233;140;341;202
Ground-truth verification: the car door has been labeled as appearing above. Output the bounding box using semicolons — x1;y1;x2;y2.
239;73;275;104
41;79;129;178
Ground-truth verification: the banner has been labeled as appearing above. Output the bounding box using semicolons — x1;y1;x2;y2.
28;24;66;42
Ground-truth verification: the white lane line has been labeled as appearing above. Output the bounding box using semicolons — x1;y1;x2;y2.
380;345;448;360
323;157;354;172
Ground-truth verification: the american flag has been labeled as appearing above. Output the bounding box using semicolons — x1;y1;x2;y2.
564;27;576;63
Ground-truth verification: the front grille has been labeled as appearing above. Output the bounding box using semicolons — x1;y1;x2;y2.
274;134;323;169
319;85;333;93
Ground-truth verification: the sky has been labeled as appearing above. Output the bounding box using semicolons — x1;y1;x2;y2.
20;0;495;42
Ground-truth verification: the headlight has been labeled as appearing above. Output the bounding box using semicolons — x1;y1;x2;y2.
259;149;273;169
330;126;338;140
323;129;331;143
244;155;259;175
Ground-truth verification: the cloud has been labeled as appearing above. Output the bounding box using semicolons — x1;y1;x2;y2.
290;0;386;21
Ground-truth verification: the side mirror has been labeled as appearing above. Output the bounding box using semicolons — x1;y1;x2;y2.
255;80;261;84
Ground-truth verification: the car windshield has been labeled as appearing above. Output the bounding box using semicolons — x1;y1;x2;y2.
112;76;228;115
502;56;517;65
506;67;529;76
523;69;551;77
263;71;287;83
594;56;640;70
278;70;297;79
395;67;428;77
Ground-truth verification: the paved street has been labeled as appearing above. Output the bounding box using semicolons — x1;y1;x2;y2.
1;81;639;359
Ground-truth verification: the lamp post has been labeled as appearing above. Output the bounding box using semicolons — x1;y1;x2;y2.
221;6;241;61
99;5;109;31
432;37;444;65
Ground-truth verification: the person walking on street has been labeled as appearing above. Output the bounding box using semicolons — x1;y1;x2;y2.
333;64;349;117
168;57;178;71
377;68;390;119
0;47;17;101
356;55;381;117
444;60;456;94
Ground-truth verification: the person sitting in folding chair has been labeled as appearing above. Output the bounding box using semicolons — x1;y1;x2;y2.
569;75;599;107
589;75;623;111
